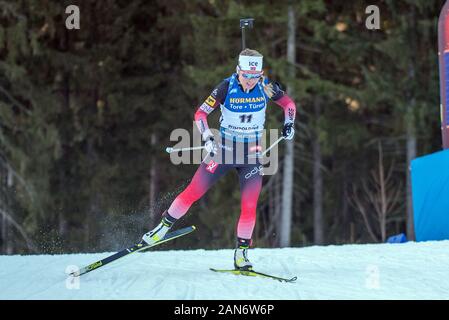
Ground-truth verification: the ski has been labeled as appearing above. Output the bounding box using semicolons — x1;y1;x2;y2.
70;226;196;277
210;268;297;283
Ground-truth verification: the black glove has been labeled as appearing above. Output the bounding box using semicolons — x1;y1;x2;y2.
282;123;295;140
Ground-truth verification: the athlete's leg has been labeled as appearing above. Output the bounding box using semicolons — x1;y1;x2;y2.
142;159;231;244
232;164;263;270
235;164;263;242
167;160;231;219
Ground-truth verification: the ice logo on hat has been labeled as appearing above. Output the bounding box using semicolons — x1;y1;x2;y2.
249;61;258;70
239;55;263;72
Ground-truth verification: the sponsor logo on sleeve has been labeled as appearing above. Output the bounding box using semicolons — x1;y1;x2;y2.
206;160;218;173
206;95;216;107
200;103;214;114
288;109;295;121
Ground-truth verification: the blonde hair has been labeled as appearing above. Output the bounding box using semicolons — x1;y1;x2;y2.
239;48;263;57
239;48;274;98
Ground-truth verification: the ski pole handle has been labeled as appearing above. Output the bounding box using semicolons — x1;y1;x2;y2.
165;146;206;153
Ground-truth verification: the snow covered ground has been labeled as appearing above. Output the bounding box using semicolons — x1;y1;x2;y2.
1;240;449;300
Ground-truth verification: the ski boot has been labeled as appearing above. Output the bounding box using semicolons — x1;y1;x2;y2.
142;211;177;245
234;238;253;271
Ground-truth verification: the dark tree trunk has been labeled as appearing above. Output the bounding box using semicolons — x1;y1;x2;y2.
313;96;324;245
279;3;296;248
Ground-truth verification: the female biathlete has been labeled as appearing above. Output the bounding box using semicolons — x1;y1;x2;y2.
142;49;297;270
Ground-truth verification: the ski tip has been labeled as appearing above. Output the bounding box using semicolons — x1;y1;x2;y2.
192;225;197;231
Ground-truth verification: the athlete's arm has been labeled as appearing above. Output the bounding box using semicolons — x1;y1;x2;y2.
266;80;296;125
274;94;296;125
194;80;229;140
262;78;296;140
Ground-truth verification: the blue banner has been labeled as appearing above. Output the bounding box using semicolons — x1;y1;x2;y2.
411;149;449;241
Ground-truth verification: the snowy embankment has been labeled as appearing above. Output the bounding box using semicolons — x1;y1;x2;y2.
1;240;449;300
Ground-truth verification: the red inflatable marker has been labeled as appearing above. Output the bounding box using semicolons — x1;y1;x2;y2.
438;0;449;149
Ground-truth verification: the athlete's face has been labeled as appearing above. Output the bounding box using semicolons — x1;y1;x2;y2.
238;70;262;91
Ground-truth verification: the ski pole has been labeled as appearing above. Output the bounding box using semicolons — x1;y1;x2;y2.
248;136;285;159
165;146;206;153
